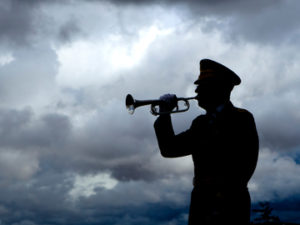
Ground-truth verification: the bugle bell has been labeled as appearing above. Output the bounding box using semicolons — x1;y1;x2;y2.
125;94;196;116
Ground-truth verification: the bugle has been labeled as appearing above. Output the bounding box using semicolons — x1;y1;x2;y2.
125;94;196;116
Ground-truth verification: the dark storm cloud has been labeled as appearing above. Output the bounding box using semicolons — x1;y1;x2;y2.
0;172;73;225
0;0;56;46
258;104;300;151
0;0;295;49
0;178;189;225
56;104;176;181
0;96;183;184
58;19;81;44
0;107;72;152
0;0;81;47
185;0;295;45
0;0;35;46
238;54;300;152
104;0;273;7
102;0;299;45
223;1;300;44
100;0;284;23
0;149;191;225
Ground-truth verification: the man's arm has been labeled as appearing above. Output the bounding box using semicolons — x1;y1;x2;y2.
228;110;259;185
240;111;259;182
154;114;194;158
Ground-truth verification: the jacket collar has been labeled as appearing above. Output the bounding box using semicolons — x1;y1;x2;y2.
206;101;233;114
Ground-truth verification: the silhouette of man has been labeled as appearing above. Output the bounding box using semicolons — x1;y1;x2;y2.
154;59;259;225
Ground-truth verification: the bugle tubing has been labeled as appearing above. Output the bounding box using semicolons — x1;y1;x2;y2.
125;94;196;116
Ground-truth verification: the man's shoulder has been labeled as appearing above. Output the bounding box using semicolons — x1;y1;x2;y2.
230;105;256;125
232;105;254;117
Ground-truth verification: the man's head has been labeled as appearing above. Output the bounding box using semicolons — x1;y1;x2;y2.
194;59;241;112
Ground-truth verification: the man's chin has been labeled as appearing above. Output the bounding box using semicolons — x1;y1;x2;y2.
197;100;214;112
197;100;206;109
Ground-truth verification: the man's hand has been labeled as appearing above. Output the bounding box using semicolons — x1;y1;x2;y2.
159;94;177;113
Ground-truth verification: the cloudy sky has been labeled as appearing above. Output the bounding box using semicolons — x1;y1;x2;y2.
1;0;300;224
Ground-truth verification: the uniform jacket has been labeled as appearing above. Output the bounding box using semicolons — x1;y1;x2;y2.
154;101;259;188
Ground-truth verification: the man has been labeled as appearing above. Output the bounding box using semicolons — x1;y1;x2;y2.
154;59;259;225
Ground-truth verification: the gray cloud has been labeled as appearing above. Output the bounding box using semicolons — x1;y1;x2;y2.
102;0;298;45
58;19;81;44
0;46;59;109
256;97;300;151
0;109;72;150
250;149;300;202
0;0;35;46
0;0;81;48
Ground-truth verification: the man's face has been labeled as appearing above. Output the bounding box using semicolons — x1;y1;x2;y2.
195;79;230;111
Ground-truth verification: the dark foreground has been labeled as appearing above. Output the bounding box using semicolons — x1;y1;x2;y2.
252;223;299;225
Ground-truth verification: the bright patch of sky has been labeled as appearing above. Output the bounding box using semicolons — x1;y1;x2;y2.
0;53;14;66
55;25;173;89
69;173;118;200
